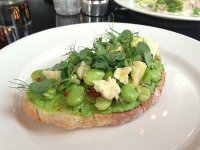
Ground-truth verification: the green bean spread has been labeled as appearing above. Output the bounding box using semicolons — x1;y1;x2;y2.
25;29;164;117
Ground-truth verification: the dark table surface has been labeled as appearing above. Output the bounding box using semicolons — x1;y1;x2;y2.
0;0;200;49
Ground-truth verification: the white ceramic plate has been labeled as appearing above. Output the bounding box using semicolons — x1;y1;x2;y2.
114;0;200;21
0;23;200;150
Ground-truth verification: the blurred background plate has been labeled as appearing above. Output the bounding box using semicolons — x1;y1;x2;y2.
114;0;200;21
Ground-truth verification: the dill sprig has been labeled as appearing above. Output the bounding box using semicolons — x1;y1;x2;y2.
9;79;29;91
65;42;78;56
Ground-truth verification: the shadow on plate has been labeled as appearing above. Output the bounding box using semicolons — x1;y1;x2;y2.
182;135;200;150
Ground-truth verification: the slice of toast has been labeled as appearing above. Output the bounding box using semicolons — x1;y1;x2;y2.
23;72;165;130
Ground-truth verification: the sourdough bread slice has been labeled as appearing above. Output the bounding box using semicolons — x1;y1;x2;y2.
23;72;165;129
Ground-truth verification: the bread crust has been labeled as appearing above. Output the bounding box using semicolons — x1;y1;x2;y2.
23;72;165;129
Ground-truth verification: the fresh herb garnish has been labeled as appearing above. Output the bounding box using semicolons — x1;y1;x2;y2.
78;48;94;65
29;79;56;93
9;79;29;91
56;29;153;71
136;42;153;67
11;29;155;93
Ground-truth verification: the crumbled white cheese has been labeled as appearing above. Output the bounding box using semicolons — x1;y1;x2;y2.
113;67;131;84
93;77;121;100
43;70;61;81
76;61;90;79
131;61;147;86
144;38;159;58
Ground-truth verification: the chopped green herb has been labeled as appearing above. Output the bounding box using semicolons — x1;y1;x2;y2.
29;79;56;93
136;42;153;67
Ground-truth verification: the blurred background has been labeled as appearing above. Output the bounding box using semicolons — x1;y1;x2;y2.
0;0;200;49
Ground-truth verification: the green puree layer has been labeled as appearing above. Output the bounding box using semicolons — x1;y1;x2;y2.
27;92;140;117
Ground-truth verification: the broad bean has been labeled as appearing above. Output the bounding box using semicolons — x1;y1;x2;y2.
83;69;105;86
142;69;152;84
67;84;78;91
150;70;162;82
65;85;85;106
47;87;56;95
121;83;138;102
137;87;150;103
95;97;112;110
